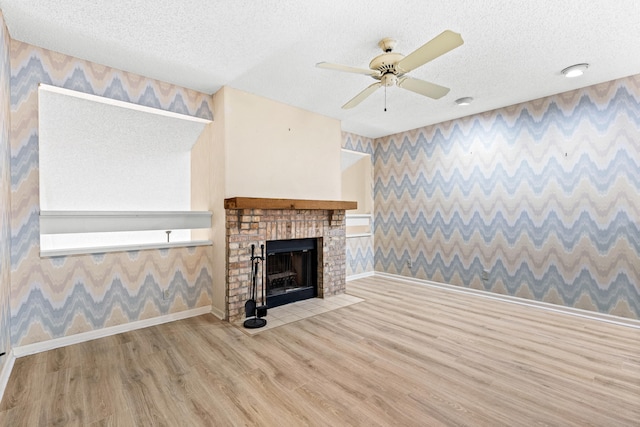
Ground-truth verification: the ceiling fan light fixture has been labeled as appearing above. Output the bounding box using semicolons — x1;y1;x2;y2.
381;73;398;87
561;63;589;78
455;97;473;106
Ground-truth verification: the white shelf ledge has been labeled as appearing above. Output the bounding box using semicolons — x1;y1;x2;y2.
40;240;213;258
346;214;372;237
40;210;212;234
39;84;212;124
346;233;373;239
346;214;372;227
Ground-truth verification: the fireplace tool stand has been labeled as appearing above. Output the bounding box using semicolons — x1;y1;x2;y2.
244;244;268;329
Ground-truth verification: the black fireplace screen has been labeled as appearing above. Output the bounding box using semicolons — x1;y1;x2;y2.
266;238;317;308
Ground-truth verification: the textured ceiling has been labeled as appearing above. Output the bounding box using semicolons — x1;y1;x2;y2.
39;88;208;155
2;1;640;138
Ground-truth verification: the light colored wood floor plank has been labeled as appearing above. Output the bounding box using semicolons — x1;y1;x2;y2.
2;276;639;426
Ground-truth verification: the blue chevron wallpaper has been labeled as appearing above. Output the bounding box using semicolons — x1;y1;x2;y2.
374;76;640;319
0;13;11;366
9;41;214;346
342;132;375;277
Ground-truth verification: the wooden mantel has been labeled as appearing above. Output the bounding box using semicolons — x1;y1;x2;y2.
224;197;357;211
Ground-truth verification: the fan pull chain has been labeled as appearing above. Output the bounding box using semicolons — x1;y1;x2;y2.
384;85;387;112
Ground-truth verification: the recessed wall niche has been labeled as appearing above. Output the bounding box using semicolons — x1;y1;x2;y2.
341;149;373;236
38;84;212;256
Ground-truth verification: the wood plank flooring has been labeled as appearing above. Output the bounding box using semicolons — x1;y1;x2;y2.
1;275;639;426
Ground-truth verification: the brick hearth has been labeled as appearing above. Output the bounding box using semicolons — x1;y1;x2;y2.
224;199;354;322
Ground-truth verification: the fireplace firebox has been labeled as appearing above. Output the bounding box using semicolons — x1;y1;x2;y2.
266;238;318;308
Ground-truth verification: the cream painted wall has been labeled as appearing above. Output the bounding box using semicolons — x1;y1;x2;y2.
210;89;228;318
341;154;372;214
190;86;344;319
200;86;343;318
191;88;227;318
223;87;341;200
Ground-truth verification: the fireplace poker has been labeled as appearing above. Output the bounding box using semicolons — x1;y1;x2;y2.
256;244;268;319
244;243;267;329
244;244;257;319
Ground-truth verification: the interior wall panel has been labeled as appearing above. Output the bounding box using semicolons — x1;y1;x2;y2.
9;41;214;346
374;76;640;319
342;132;375;277
0;12;13;365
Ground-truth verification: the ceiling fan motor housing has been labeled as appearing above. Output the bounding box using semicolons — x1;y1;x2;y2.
369;52;405;77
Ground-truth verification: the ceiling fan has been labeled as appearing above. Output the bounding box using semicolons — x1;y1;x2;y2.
316;30;463;109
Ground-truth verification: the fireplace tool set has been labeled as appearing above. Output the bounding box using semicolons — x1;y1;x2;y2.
244;244;268;329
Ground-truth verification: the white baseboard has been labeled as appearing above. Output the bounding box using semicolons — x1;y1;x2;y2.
346;271;375;281
0;350;16;405
210;305;225;320
13;305;213;358
374;272;640;329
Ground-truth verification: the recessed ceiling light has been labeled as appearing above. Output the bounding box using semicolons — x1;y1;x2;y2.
561;63;589;78
455;97;473;106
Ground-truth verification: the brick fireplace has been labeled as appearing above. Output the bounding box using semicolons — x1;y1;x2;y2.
224;197;356;322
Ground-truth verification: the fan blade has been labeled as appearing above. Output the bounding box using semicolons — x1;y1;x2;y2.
397;30;463;73
316;62;380;76
397;76;450;99
342;82;382;109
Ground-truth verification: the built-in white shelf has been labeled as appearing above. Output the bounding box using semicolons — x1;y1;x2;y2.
40;210;212;234
38;84;212;125
346;214;372;227
40;240;213;258
346;214;373;238
39;210;213;257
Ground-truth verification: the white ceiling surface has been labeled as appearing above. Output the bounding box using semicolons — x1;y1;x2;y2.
2;1;640;138
39;88;207;155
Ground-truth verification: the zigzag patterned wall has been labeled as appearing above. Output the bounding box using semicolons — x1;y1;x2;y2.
345;235;375;278
342;132;374;156
342;132;375;277
374;76;640;319
0;12;12;366
10;40;214;346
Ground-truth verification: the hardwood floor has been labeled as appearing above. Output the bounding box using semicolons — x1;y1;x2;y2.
1;275;639;426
